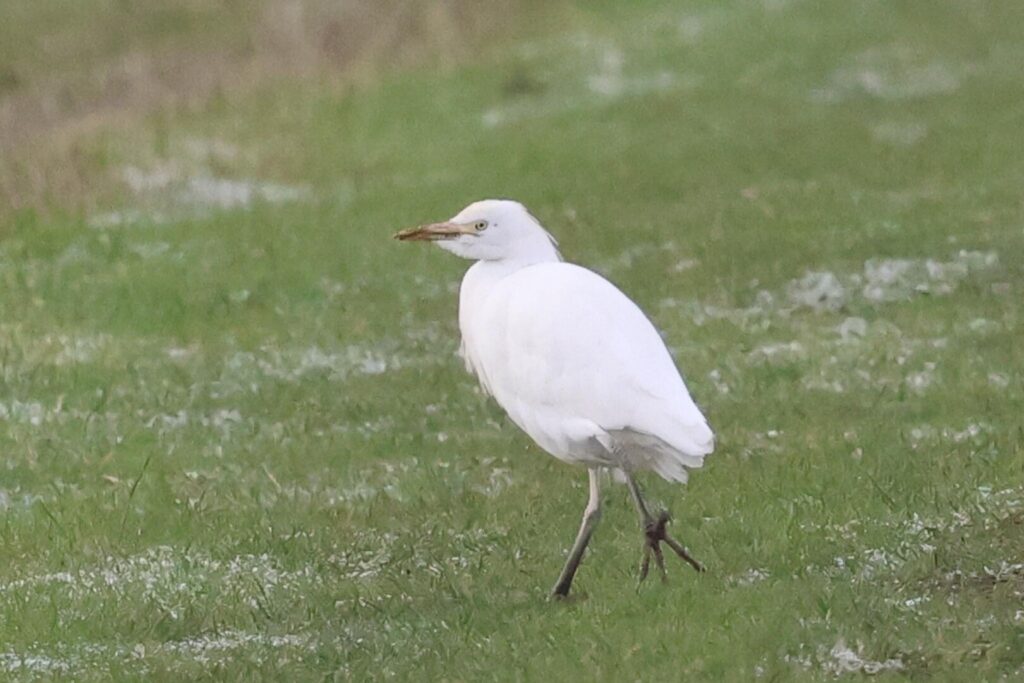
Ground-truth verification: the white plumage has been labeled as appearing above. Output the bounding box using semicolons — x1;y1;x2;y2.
396;199;714;597
460;259;713;482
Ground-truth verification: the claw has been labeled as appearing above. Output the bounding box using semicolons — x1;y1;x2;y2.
636;509;705;585
638;544;652;586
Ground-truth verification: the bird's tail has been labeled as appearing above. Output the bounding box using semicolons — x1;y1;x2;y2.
607;420;714;484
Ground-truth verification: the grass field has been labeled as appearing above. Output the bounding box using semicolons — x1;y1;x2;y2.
2;0;1024;679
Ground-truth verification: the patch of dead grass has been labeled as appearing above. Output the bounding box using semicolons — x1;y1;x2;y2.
0;0;569;219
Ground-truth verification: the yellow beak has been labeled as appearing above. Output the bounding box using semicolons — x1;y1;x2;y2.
393;221;476;242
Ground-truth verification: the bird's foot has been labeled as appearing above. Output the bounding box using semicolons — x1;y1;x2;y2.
637;510;705;585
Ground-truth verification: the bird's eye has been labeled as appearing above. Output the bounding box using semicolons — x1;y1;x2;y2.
474;221;488;232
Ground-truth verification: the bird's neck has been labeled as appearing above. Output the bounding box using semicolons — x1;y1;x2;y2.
459;258;526;321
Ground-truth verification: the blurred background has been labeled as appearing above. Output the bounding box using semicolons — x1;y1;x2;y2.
0;0;558;212
1;1;1023;679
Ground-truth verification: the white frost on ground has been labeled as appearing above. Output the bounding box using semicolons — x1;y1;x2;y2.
708;368;731;394
749;341;805;363
815;485;1021;593
988;372;1010;389
812;46;962;103
862;251;998;302
145;408;244;438
824;640;904;675
89;160;310;229
734;567;770;586
906;362;937;394
0;652;73;675
836;316;868;340
0;488;43;510
215;344;407;396
0;547;318;619
0;629;315;676
160;629;314;664
660;292;775;332
586;47;676;98
0;400;48;426
966;318;1001;335
787;271;847;312
908;422;992;447
328;540;394;580
180;175;308;210
473;465;515;497
776;249;997;317
88;209;171;229
672;257;699;272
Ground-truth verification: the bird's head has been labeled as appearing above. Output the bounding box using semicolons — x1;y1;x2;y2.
394;199;561;263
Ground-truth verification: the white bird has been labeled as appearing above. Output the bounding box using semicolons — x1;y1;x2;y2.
396;199;714;597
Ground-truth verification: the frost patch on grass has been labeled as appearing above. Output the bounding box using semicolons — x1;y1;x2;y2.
161;629;314;664
813;47;962;102
473;466;515;497
145;408;245;438
817;487;1023;588
906;362;937;394
862;251;998;302
215;343;412;395
0;652;73;674
824;640;904;675
0;400;48;425
0;628;315;677
0;487;45;510
586;48;677;98
708;368;730;394
787;271;847;312
660;292;775;332
121;164;309;208
988;372;1010;389
91;163;310;228
180;175;308;210
779;250;996;315
88;209;171;229
908;422;992;447
41;333;113;366
328;540;394;580
0;547;320;620
0;327;124;368
965;318;1001;335
749;341;805;364
836;317;868;340
734;567;770;586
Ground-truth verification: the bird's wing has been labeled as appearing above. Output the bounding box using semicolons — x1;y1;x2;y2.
464;262;713;464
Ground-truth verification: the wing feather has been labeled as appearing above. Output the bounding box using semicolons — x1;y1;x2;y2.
461;262;713;473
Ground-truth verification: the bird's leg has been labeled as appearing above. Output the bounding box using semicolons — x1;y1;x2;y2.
624;473;705;585
551;468;602;599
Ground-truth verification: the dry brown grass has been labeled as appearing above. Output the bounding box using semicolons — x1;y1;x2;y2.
0;0;565;217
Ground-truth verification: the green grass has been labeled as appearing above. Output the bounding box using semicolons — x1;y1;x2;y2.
2;0;1024;679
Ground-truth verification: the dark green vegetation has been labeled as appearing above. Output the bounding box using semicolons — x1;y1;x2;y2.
1;1;1022;679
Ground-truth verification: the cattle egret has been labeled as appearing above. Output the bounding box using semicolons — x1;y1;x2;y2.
395;199;714;598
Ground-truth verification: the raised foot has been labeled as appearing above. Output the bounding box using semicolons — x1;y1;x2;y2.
638;510;706;585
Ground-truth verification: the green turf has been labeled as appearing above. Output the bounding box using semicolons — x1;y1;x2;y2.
1;0;1023;679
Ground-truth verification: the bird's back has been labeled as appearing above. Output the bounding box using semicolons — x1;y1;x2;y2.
459;260;713;482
